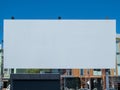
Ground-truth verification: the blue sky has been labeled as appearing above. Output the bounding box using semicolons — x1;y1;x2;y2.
0;0;120;43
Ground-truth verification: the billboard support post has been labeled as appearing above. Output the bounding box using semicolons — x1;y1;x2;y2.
106;71;109;90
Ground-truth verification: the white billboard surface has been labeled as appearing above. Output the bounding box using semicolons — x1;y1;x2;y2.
4;20;116;68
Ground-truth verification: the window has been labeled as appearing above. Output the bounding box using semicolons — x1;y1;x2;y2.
93;69;101;76
117;55;120;64
51;69;59;73
116;42;120;53
105;69;110;75
118;65;120;75
80;69;84;76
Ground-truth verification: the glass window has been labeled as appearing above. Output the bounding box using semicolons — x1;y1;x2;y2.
93;69;101;76
105;69;110;75
118;65;120;75
116;43;120;53
114;69;116;75
117;55;120;64
51;69;59;73
80;69;84;76
4;69;10;78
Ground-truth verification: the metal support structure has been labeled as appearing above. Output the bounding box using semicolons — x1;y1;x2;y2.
88;69;91;90
89;78;91;90
64;77;66;90
106;72;109;90
0;75;1;90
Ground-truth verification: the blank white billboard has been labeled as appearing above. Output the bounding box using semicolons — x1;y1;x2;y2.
4;20;116;68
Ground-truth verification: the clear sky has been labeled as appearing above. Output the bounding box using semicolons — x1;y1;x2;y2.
0;0;120;43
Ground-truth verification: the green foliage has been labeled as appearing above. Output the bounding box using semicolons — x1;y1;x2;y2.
25;69;41;73
25;69;51;74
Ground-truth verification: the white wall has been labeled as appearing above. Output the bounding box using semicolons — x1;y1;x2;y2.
4;20;116;68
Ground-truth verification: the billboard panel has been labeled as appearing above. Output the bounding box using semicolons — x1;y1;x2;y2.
4;20;116;68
